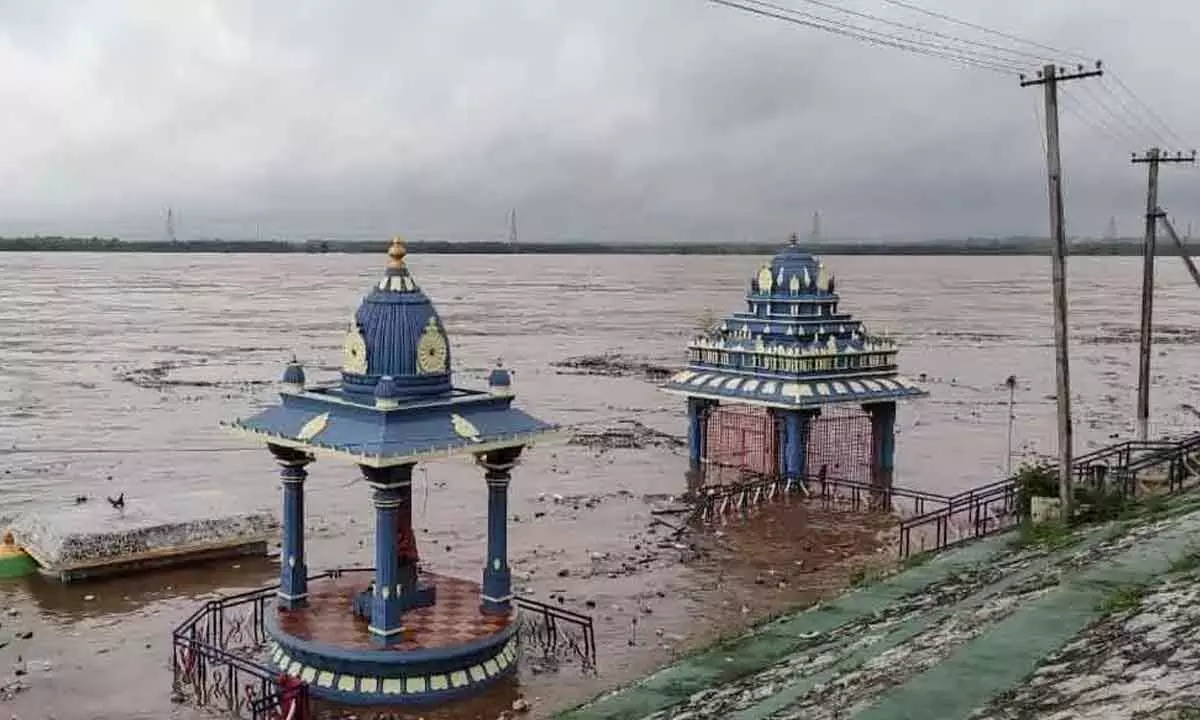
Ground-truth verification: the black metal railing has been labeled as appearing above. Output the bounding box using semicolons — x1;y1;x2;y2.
690;467;953;523
171;568;598;717
804;471;953;518
896;432;1200;559
514;595;597;671
172;583;305;720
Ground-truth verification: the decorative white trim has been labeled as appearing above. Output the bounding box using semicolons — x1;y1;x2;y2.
276;590;308;601
660;385;921;411
480;592;514;603
367;624;406;637
223;424;565;468
365;479;413;492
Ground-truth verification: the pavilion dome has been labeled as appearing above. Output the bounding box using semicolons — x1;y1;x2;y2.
281;358;306;388
752;233;835;296
340;237;453;398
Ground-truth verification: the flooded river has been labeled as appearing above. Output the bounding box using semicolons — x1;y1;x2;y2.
1;251;1199;719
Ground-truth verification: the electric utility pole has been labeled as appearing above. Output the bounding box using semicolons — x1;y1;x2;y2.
1021;62;1103;523
1131;148;1196;440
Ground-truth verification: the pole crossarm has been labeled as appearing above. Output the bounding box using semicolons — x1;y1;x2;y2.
1019;63;1103;87
1132;150;1197;164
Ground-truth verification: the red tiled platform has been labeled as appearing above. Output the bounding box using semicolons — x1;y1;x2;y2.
276;572;513;651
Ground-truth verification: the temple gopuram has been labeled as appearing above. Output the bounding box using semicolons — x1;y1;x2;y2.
662;233;926;491
222;238;555;707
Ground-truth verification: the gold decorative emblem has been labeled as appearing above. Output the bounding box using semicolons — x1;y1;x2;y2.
450;413;482;442
756;265;773;293
297;412;329;441
416;317;449;374
816;263;830;292
342;321;368;375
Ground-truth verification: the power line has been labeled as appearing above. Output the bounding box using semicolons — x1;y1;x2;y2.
1092;79;1170;147
1031;94;1047;157
785;0;1060;67
1064;84;1154;148
876;0;1185;150
1059;88;1127;147
1108;72;1188;148
708;0;1019;74
877;0;1093;64
715;0;1188;160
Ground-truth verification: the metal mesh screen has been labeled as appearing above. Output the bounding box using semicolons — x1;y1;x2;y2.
704;405;778;484
704;404;872;483
806;405;873;484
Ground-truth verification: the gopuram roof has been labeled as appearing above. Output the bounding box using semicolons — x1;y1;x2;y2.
223;237;556;466
662;233;927;409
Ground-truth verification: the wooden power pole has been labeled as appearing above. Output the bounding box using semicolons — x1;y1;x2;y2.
1021;62;1103;523
1131;149;1196;441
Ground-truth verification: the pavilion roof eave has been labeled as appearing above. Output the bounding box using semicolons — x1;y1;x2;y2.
659;367;927;408
220;421;566;468
658;384;925;410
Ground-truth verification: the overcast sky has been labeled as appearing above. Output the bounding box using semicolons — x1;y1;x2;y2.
0;0;1195;242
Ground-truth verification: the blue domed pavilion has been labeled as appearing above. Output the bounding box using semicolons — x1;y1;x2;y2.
662;233;926;490
222;238;556;707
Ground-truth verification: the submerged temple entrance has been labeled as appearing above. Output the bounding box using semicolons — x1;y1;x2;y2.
703;404;873;485
664;233;927;513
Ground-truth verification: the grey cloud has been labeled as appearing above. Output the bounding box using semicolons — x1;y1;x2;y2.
0;0;1196;242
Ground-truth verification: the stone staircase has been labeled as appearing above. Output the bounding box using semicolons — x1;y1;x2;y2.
558;492;1200;720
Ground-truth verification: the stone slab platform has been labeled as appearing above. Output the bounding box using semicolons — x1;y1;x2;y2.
9;491;276;582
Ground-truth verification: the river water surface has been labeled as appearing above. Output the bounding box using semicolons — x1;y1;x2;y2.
1;251;1199;719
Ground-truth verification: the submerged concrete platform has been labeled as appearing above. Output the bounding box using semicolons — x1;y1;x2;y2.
558;492;1200;720
9;491;276;582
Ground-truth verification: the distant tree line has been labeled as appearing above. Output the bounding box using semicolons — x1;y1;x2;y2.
0;235;1182;256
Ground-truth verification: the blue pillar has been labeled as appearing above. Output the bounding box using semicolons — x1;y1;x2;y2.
782;410;816;484
363;463;414;647
476;446;523;615
865;401;897;490
687;398;712;471
269;444;312;610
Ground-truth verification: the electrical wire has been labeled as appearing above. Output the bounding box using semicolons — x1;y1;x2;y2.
788;0;1062;67
876;0;1093;64
1060;87;1138;148
711;0;1191;152
1071;81;1159;147
1031;92;1048;158
1108;71;1189;149
708;0;1018;75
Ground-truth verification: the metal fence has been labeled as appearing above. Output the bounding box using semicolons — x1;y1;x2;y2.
172;583;303;720
691;466;952;523
170;568;597;718
896;432;1200;559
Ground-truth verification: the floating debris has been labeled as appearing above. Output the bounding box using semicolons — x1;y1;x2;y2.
568;419;686;451
552;354;676;380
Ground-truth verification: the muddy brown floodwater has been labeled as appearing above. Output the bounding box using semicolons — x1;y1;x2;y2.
2;252;1199;720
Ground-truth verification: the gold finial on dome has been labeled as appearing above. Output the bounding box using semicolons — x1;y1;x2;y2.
386;236;407;270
